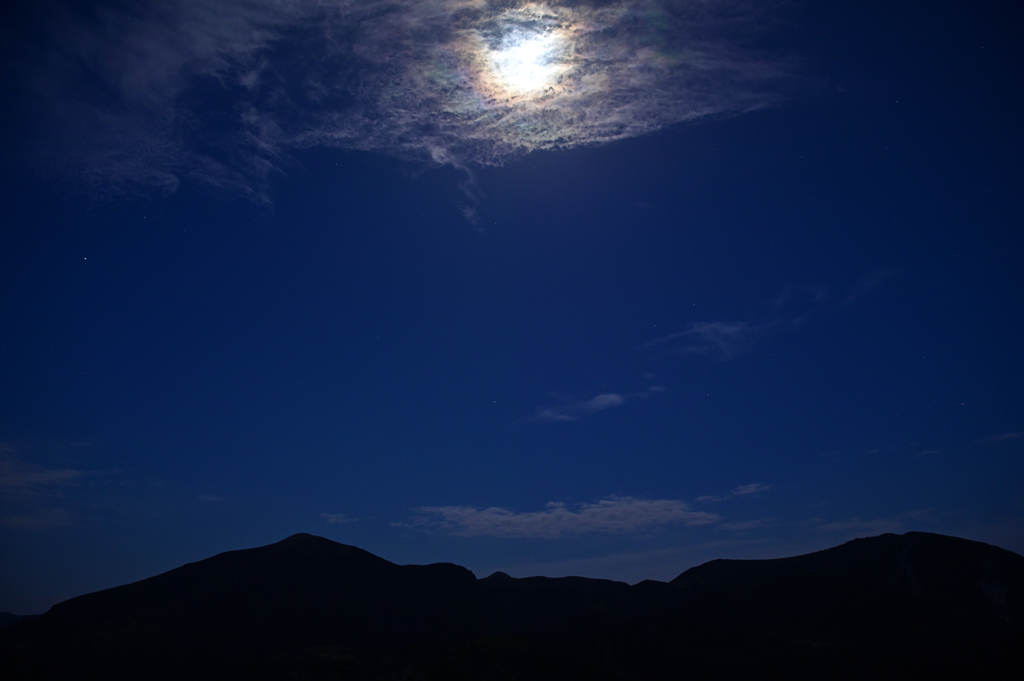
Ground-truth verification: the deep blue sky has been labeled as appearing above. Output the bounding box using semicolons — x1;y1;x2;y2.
2;0;1022;614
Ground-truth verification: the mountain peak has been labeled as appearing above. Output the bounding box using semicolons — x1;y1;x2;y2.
276;532;332;545
480;571;514;585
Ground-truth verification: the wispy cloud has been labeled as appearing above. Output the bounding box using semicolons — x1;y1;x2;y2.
407;496;720;539
719;519;771;531
697;482;772;503
321;513;354;525
976;432;1023;445
638;272;894;364
844;267;902;303
640;321;756;360
0;445;90;529
0;508;73;530
731;483;772;497
0;446;84;499
533;392;625;423
13;0;796;203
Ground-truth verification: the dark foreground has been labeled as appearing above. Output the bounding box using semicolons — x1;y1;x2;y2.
2;531;1022;680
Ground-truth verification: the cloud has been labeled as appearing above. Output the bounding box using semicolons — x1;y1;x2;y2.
0;446;84;499
719;519;770;531
532;383;662;423
0;445;89;529
640;321;756;359
14;0;795;202
0;507;73;530
635;283;840;363
697;482;772;503
409;496;720;538
730;482;771;496
534;392;624;422
321;512;353;525
844;267;902;303
976;432;1023;445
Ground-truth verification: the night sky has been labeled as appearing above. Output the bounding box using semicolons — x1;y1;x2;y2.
2;0;1022;616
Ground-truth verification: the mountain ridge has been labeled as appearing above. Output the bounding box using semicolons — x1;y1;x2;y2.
3;531;1022;680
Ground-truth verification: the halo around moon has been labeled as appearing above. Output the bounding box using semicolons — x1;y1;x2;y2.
22;1;795;200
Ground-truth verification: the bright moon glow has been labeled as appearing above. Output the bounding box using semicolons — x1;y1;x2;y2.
489;29;565;96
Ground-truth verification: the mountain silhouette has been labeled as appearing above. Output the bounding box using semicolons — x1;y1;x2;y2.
0;612;27;628
3;531;1021;680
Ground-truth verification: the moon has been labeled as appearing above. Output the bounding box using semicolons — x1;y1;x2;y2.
488;27;567;96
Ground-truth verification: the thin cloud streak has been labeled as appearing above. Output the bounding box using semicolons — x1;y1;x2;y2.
534;392;625;422
0;445;90;529
15;0;796;202
409;496;720;538
636;282;848;363
976;432;1022;445
640;321;757;359
697;482;772;503
0;508;73;530
731;482;772;496
0;446;84;498
719;519;771;531
845;267;902;303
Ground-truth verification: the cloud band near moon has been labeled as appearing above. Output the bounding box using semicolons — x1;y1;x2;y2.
13;0;796;202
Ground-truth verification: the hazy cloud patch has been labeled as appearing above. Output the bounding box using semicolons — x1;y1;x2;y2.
534;392;625;422
844;267;902;303
731;482;772;496
0;445;91;529
0;446;84;499
697;482;772;503
640;321;757;360
977;432;1023;445
719;518;771;531
0;507;73;530
637;282;857;363
409;496;720;538
15;0;796;202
